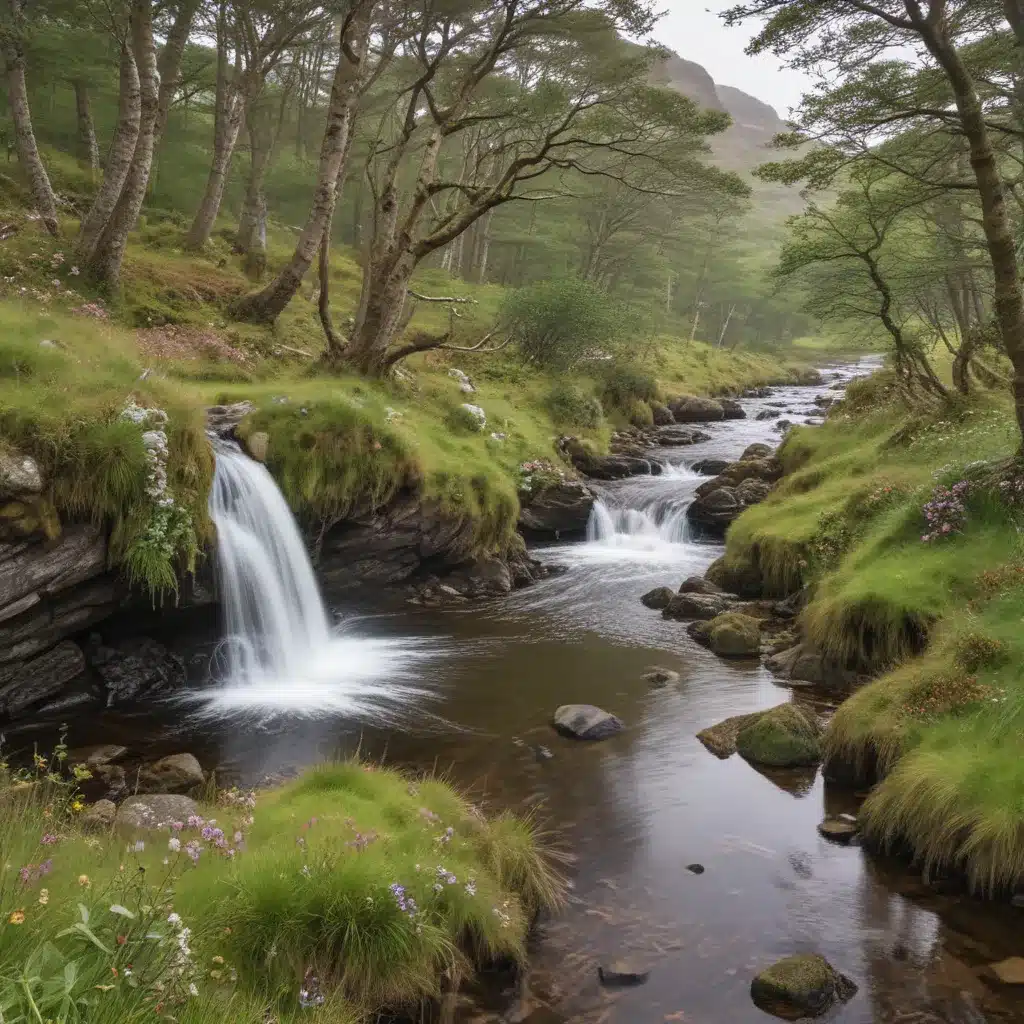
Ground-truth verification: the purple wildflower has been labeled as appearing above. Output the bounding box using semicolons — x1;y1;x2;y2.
40;834;58;846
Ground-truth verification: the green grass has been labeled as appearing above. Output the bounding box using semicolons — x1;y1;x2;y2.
0;757;565;1022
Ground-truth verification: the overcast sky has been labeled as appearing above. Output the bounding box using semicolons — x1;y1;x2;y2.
655;4;811;117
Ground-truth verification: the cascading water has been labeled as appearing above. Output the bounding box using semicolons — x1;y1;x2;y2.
188;440;433;722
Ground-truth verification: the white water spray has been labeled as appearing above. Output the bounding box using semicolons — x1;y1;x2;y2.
190;440;434;721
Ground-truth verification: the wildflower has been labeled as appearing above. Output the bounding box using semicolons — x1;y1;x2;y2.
171;821;184;832
233;831;243;844
185;840;201;864
39;860;52;876
299;970;325;1009
296;836;305;847
8;910;24;925
38;888;48;906
78;874;90;888
168;837;181;853
186;814;204;829
18;866;31;884
70;265;79;275
117;935;127;946
51;278;60;288
465;880;477;897
133;840;145;853
188;983;199;997
123;966;132;978
301;864;311;877
40;833;58;846
212;956;224;965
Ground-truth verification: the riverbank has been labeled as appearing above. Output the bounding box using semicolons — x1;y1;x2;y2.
715;368;1024;893
0;752;564;1022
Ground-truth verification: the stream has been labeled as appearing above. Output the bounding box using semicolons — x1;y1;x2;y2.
11;356;1024;1023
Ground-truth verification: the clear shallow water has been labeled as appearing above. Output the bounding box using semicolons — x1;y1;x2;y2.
14;356;1024;1022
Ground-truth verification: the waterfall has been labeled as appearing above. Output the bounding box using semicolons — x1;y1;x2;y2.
190;440;433;721
585;463;699;547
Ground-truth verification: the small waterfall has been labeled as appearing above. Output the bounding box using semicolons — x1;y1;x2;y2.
585;463;699;547
191;440;433;721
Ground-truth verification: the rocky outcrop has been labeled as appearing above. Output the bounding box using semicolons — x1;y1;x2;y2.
518;479;594;539
552;704;624;741
687;456;781;531
719;398;746;420
692;458;730;476
705;555;763;599
650;402;673;425
0;452;43;497
87;635;187;706
138;753;205;794
697;711;764;758
791;367;825;386
741;443;775;461
116;793;200;830
558;436;661;481
750;954;856;1018
765;642;864;691
641;586;675;610
667;395;725;423
678;576;725;596
662;592;732;621
206;401;255;436
735;704;822;767
689;612;761;658
0;640;86;716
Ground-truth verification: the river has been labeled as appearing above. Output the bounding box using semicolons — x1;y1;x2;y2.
11;357;1024;1023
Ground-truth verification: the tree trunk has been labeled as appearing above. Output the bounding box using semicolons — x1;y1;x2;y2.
924;23;1024;441
317;180;347;360
77;44;140;262
84;0;157;291
231;2;374;323
2;0;58;236
476;208;492;284
345;253;418;375
235;112;272;279
155;0;200;147
73;80;100;178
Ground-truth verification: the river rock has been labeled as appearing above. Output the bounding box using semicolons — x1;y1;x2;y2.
814;395;835;409
678;576;725;596
552;704;623;741
0;452;43;499
137;753;205;794
598;961;649;986
775;419;794;433
736;477;773;506
244;430;269;462
697;711;765;758
692;458;730;476
700;612;761;658
744;386;773;398
990;958;1024;985
651;425;712;447
641;586;675;610
719;398;746;420
650;402;674;426
736;704;822;767
518;479;594;539
766;643;860;690
686;487;741;530
116;793;200;830
750;954;856;1017
668;395;725;422
818;818;858;843
705;555;762;598
792;367;825;386
663;592;731;621
642;666;680;686
558;437;657;481
81;799;117;833
741;443;775;461
87;636;187;706
756;409;780;421
206;401;256;435
70;744;128;767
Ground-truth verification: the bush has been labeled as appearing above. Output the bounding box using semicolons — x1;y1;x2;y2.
627;399;653;428
600;361;659;412
544;381;603;429
500;277;620;371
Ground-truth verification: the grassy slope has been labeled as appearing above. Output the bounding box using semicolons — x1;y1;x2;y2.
0;760;563;1021
719;371;1024;891
0;191;817;589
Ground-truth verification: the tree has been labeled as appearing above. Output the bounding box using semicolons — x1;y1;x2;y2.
0;0;59;235
724;0;1024;445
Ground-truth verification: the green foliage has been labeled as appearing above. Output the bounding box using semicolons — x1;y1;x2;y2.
544;381;603;429
500;278;622;371
599;360;659;413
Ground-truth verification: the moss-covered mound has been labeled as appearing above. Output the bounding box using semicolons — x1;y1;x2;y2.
736;704;823;767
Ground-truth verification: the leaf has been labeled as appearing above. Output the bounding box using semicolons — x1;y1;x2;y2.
77;903;90;925
108;904;135;919
56;922;113;955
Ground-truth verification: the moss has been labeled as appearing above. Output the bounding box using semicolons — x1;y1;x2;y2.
706;612;761;657
735;704;822;767
751;954;856;1017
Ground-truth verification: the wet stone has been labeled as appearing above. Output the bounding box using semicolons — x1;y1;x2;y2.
552;704;623;741
817;818;858;843
641;586;675;610
686;863;705;875
642;666;680;686
990;957;1024;985
599;960;650;986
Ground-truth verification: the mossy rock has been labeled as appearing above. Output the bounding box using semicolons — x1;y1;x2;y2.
697;711;764;758
750;953;857;1017
707;612;761;658
0;497;60;541
736;704;822;767
705;554;762;599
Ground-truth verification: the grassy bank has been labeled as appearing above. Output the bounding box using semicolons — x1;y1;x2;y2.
0;755;564;1022
719;370;1024;891
0;211;819;592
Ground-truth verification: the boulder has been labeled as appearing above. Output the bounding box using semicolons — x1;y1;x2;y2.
598;961;650;987
686;487;741;530
705;612;761;658
719;398;746;420
792;368;825;386
705;555;762;599
766;643;860;690
0;453;43;499
641;586;675;610
735;704;822;767
696;711;765;758
69;744;127;767
755;409;780;421
642;666;680;686
775;419;794;433
990;958;1024;985
116;793;200;830
137;753;205;794
0;640;87;716
552;704;623;741
668;395;725;423
206;401;256;435
558;438;657;481
692;458;730;476
662;592;731;621
81;799;117;833
741;443;775;461
678;576;724;596
87;636;187;706
814;395;835;409
736;477;773;506
651;426;712;447
244;430;269;462
650;402;674;426
750;954;857;1018
744;386;773;398
518;480;595;538
818;818;858;843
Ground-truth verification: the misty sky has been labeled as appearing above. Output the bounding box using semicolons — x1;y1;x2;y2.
656;5;810;116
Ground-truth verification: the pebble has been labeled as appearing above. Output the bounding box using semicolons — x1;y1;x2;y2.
598;960;650;986
686;863;706;875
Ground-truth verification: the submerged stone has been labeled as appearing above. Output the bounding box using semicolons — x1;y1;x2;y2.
552;704;623;741
750;954;857;1018
641;586;675;610
817;818;858;843
686;863;705;875
705;612;761;658
598;960;650;986
642;666;680;686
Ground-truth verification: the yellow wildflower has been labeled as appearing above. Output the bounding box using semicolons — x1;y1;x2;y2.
8;909;25;925
78;874;90;888
38;888;49;906
71;799;84;813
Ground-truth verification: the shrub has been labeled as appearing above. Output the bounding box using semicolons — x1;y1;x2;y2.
500;277;620;371
544;381;602;429
600;360;658;412
627;399;653;428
